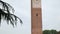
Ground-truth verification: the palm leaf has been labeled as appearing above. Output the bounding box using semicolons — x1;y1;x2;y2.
0;0;23;27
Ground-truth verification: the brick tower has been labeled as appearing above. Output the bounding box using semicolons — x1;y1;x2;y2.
31;0;42;34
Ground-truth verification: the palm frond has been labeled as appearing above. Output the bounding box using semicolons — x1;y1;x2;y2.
0;0;23;27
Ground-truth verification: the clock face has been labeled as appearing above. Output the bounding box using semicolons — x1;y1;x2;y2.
32;0;41;8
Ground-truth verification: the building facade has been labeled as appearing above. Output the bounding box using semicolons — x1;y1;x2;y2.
31;0;42;34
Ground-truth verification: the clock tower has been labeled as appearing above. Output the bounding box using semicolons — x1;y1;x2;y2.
31;0;42;34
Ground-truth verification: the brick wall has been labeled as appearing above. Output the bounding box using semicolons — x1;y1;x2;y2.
31;8;42;34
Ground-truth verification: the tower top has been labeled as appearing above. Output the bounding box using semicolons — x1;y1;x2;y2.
32;0;41;8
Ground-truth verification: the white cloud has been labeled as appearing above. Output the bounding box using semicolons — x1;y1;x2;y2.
0;0;31;34
42;0;60;31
